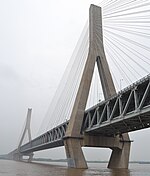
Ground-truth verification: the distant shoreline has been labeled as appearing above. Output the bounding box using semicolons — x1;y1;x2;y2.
0;156;149;164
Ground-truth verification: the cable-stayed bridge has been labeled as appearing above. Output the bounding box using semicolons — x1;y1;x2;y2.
18;74;150;150
7;0;150;170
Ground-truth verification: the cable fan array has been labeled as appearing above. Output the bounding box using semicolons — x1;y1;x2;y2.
102;0;150;89
38;23;89;134
38;0;150;135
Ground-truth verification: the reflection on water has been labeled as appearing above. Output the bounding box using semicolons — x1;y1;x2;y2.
65;169;130;176
111;169;130;176
0;160;149;176
65;168;85;176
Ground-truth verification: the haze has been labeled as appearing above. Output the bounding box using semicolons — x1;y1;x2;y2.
0;0;150;162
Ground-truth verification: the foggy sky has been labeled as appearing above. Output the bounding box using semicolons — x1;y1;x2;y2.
0;0;150;161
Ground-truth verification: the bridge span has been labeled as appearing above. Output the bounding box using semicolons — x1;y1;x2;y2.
16;74;150;155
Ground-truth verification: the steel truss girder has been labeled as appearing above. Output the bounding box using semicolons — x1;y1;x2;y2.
19;74;150;153
83;74;150;136
19;121;68;153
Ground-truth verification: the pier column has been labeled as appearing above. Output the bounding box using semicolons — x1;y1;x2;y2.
108;133;131;169
13;153;23;161
64;138;87;168
28;153;34;162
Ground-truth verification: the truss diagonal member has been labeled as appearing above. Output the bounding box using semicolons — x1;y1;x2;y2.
109;98;119;120
138;81;150;110
122;90;134;116
98;103;107;125
89;107;99;128
133;87;139;110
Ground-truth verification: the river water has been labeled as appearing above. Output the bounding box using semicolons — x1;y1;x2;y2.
0;160;150;176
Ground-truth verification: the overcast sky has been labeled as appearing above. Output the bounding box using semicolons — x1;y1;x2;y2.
0;0;150;162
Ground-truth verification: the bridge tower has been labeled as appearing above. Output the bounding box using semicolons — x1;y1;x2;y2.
13;108;33;162
64;4;131;169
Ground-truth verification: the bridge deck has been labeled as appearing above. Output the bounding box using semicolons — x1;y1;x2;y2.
19;74;150;154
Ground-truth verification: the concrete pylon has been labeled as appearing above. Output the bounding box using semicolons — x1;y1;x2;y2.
17;108;33;162
64;4;101;169
64;4;131;169
64;4;105;169
18;108;32;148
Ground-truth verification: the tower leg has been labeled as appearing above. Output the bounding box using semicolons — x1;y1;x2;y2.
64;138;87;169
108;133;131;169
